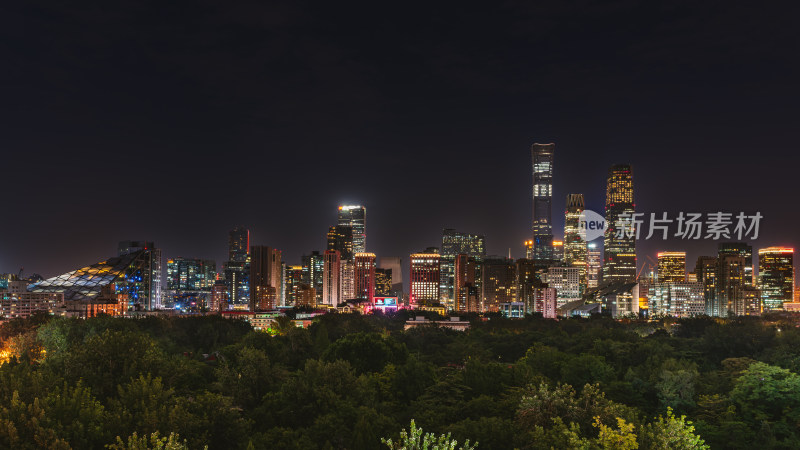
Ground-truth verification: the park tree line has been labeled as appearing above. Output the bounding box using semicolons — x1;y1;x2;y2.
0;310;799;448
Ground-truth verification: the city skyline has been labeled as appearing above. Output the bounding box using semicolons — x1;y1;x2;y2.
3;158;796;285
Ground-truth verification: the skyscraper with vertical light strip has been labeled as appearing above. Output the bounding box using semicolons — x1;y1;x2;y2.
531;143;554;262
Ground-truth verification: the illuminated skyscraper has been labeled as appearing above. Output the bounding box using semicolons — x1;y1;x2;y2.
379;256;403;296
481;257;516;312
224;228;250;307
515;258;537;312
694;256;717;315
228;227;250;263
338;205;366;253
587;243;601;289
439;229;486;309
284;265;304;306
547;266;581;306
354;253;376;300
657;252;686;283
563;194;587;290
649;282;704;318
166;258;216;291
340;260;355;300
327;225;354;261
455;253;478;312
118;240;162;309
603;164;636;282
531;143;555;262
301;251;324;304
719;242;753;286
758;247;795;310
551;241;564;265
715;255;745;316
375;268;392;296
410;250;440;305
322;250;341;306
249;246;282;311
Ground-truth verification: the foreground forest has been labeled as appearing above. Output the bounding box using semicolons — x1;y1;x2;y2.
1;311;799;449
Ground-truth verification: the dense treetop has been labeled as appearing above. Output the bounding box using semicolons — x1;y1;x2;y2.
1;311;799;449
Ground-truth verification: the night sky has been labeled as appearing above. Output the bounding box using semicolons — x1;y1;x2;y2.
2;1;799;280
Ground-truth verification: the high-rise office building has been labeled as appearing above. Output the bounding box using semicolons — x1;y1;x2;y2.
531;143;555;262
224;228;250;308
603;164;636;282
547;266;581;306
524;240;533;259
224;261;248;306
340;260;355;300
284;265;304;306
322;250;341;306
650;282;704;318
657;252;686;283
301;251;324;304
719;242;753;286
694;256;717;316
516;258;537;312
327;225;354;261
587;243;601;289
481;257;516;312
410;251;440;305
563;194;587;290
439;229;486;310
758;247;794;310
379;257;403;297
354;253;376;300
455;253;478;312
118;241;162;309
249;246;282;311
166;258;216;291
338;205;366;253
375;268;392;296
228;227;250;263
715;255;745;316
210;279;228;312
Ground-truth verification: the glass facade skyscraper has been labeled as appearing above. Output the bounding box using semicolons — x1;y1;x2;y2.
719;242;753;286
166;257;216;291
758;247;794;310
117;241;162;309
603;164;636;283
657;252;686;283
531;143;555;262
338;205;366;253
439;228;486;310
563;194;587;290
228;227;250;263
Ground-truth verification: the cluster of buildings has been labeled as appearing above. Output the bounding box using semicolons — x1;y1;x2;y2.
0;143;795;322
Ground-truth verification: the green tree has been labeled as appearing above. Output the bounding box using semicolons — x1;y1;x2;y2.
106;431;194;450
594;416;638;449
638;408;708;449
382;419;477;450
730;362;800;421
323;332;408;374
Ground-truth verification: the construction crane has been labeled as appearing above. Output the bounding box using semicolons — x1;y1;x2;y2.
636;256;656;281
